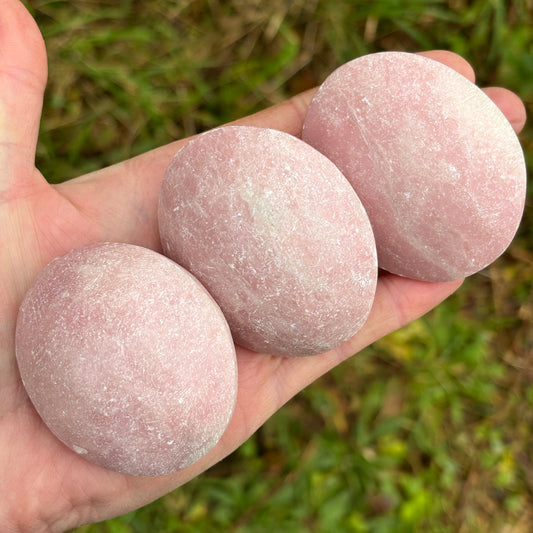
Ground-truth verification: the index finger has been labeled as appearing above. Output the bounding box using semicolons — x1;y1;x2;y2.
56;50;527;251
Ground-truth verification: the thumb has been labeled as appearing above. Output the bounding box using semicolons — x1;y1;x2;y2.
0;0;47;191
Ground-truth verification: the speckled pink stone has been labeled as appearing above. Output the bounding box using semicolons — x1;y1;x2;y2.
302;51;527;281
15;242;237;477
158;125;377;357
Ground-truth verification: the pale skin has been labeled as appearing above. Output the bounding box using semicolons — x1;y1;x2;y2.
0;1;527;531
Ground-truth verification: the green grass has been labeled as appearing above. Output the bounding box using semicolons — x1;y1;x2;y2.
23;0;533;531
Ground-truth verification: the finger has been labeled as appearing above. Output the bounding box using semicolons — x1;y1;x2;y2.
57;50;525;252
242;274;464;426
54;88;317;249
483;86;527;133
418;49;476;82
0;0;48;189
222;275;461;457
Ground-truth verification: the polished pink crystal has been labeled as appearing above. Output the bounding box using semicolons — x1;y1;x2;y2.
159;125;377;357
303;52;527;281
16;242;237;476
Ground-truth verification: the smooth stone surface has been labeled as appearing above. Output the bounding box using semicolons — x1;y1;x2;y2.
302;51;527;281
16;242;237;476
159;125;377;357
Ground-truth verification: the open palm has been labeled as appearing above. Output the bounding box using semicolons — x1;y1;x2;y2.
0;2;526;531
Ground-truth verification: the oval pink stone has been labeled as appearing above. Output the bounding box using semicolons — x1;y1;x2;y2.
16;242;237;476
303;51;527;281
159;125;377;357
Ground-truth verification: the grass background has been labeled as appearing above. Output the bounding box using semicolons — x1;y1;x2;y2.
22;0;533;531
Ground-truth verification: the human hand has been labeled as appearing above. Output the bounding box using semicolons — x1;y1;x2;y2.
0;1;527;531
